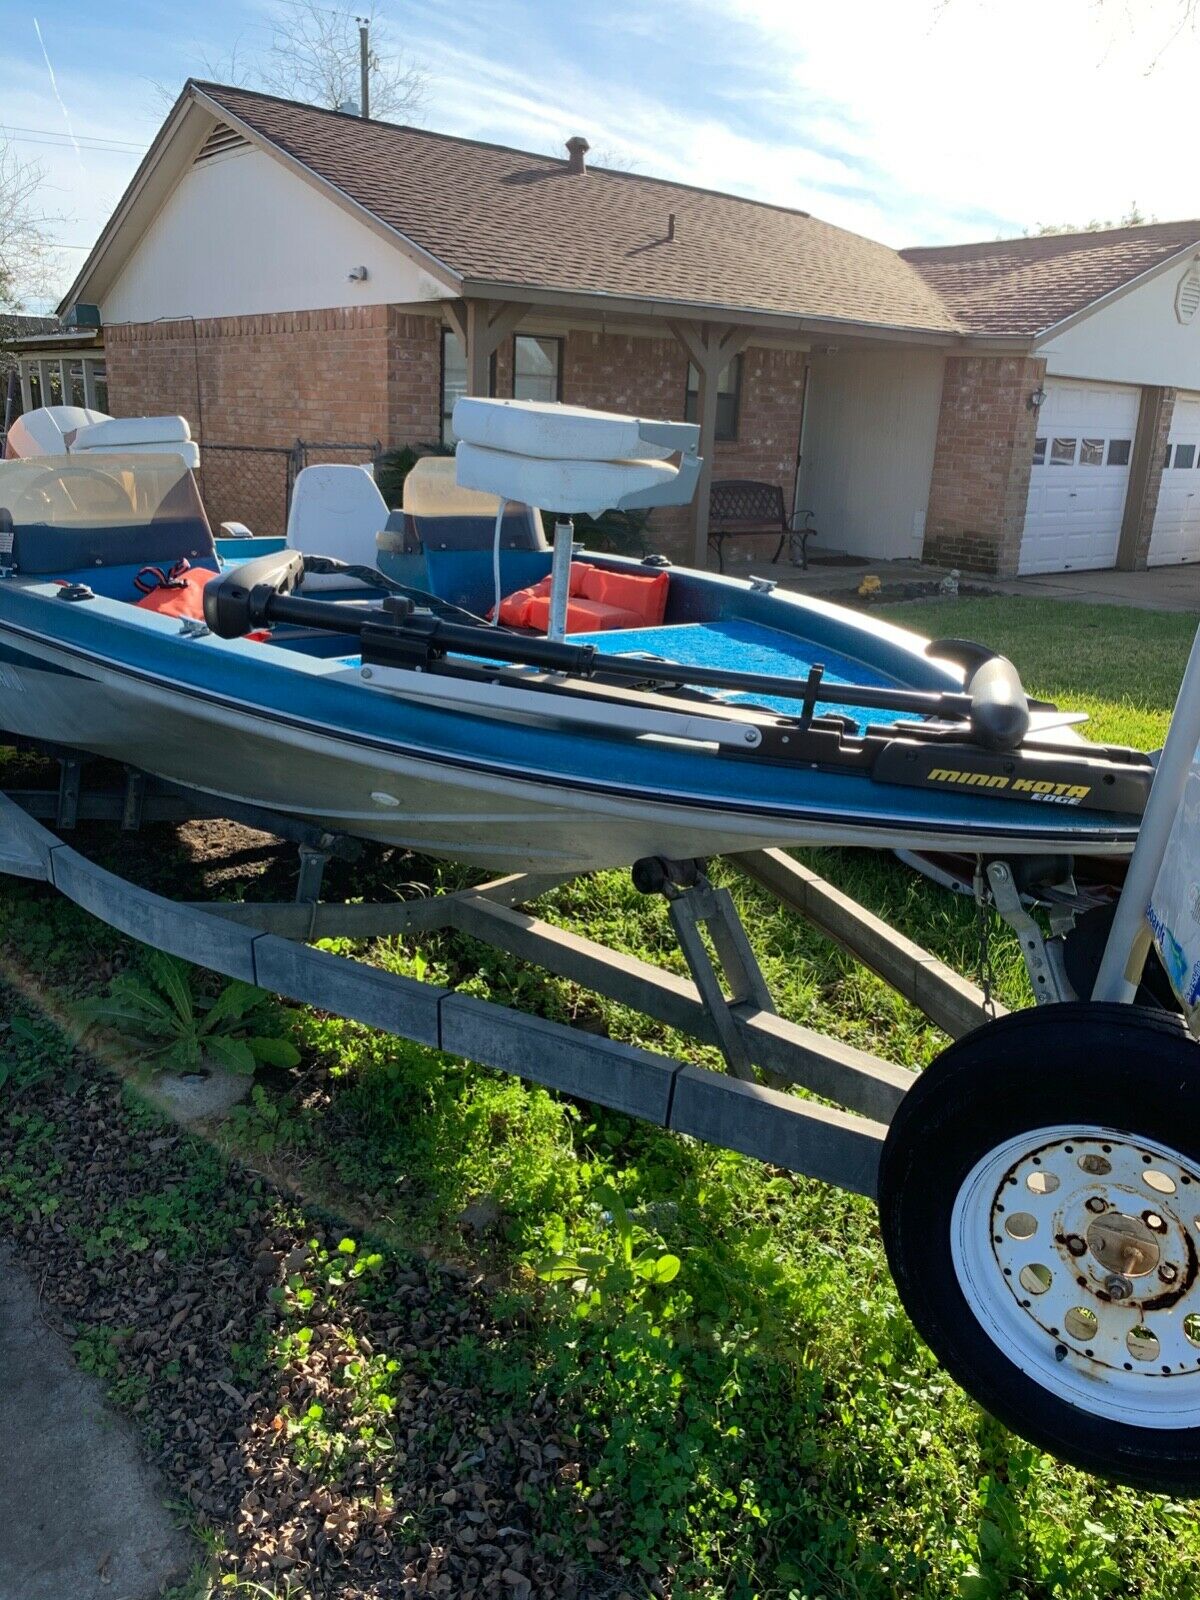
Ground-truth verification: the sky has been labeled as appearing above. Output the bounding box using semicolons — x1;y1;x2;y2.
2;0;1199;311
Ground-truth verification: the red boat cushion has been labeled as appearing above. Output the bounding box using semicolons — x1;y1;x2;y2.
523;593;644;632
492;562;669;632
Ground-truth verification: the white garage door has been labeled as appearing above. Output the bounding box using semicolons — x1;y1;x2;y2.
1148;394;1200;566
1020;379;1139;574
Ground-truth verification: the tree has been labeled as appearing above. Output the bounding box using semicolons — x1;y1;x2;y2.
0;138;57;314
1029;202;1153;238
158;2;426;123
260;2;425;121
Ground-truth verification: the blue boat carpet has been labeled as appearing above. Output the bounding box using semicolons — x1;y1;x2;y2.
571;619;910;729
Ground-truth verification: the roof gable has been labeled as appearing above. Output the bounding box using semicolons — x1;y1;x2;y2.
903;221;1200;337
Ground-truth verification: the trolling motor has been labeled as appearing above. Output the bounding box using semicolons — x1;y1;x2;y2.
204;549;1059;765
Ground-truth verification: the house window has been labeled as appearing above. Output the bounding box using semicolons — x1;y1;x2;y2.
17;352;106;415
512;335;562;403
1107;439;1131;467
1176;443;1197;470
684;357;742;441
1032;436;1047;465
441;329;468;446
1050;437;1077;465
1079;437;1104;466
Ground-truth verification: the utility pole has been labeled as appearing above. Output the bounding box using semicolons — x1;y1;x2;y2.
357;16;370;119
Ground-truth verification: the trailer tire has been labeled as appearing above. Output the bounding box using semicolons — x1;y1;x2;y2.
879;1003;1200;1493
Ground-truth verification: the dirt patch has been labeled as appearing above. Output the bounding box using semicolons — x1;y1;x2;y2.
0;1048;631;1599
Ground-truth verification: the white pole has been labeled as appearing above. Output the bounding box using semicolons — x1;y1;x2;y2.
1093;619;1200;1003
547;518;574;642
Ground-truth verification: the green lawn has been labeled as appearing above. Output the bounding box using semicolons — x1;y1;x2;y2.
3;596;1200;1599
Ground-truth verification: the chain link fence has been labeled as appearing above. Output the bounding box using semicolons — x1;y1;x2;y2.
198;438;382;538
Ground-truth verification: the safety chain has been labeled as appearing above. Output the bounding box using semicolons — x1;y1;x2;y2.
973;857;998;1019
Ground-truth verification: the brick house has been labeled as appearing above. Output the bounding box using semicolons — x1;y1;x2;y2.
20;79;1200;575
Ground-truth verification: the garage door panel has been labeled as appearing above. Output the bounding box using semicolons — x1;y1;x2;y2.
1149;395;1200;566
1019;379;1138;575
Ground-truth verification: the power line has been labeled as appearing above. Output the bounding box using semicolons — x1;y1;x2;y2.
0;124;148;155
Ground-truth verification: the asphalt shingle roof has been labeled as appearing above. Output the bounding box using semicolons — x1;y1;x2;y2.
902;221;1200;337
196;82;961;335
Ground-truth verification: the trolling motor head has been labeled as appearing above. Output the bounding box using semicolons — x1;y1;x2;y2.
203;548;306;636
928;638;1031;752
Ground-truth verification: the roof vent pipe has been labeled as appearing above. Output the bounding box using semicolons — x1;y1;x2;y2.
337;98;360;116
565;135;589;175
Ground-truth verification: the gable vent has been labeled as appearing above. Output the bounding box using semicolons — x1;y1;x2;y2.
193;123;251;165
1176;258;1200;326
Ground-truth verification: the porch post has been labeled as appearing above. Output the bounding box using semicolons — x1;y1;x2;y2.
668;319;751;568
444;297;527;397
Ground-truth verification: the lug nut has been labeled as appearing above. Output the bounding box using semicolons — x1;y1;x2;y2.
1086;1196;1108;1214
1065;1234;1087;1257
1105;1273;1134;1301
1159;1263;1179;1285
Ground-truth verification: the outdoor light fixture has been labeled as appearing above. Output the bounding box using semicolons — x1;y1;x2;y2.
1028;386;1047;411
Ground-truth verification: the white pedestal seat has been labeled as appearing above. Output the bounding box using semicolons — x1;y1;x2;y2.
452;397;698;464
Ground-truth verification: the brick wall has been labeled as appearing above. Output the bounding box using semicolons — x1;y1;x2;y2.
922;355;1047;576
105;306;441;534
560;329;806;562
387;309;443;448
105;308;806;557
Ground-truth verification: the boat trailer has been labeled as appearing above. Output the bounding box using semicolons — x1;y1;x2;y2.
0;752;989;1201
5;616;1200;1498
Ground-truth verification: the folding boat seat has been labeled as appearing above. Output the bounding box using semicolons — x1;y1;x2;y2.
285;464;389;589
71;415;200;471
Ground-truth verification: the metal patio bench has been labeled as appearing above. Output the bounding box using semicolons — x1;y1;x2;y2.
707;479;817;572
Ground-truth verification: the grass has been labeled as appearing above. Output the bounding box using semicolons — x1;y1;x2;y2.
4;595;1200;1598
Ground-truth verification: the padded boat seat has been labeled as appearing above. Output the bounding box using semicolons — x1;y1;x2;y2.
72;415;200;470
456;442;692;517
493;561;669;633
453;397;697;461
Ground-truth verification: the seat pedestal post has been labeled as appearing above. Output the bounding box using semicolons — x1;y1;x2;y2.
547;518;575;642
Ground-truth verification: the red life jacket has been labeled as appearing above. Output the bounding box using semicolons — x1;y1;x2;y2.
132;560;215;620
132;560;269;641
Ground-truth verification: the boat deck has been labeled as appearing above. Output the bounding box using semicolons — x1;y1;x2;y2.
573;619;912;727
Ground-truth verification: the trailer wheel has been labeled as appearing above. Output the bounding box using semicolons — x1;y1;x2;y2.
879;1003;1200;1492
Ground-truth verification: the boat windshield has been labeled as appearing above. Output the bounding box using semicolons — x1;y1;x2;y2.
0;452;216;575
398;456;546;551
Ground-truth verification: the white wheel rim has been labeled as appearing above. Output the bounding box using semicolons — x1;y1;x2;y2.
951;1123;1200;1428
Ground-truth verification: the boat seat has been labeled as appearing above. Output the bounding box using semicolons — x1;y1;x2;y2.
492;561;669;633
71;415;200;470
286;464;388;591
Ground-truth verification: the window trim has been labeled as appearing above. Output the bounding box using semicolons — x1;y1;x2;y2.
509;334;563;403
684;354;743;442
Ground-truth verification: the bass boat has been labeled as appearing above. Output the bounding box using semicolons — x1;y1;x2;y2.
0;398;1152;874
